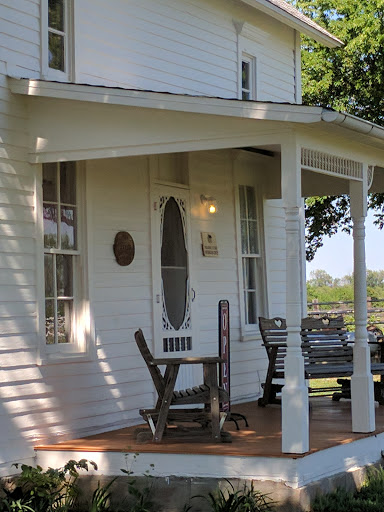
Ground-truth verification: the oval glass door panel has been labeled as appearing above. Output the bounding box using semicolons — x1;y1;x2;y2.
161;197;188;330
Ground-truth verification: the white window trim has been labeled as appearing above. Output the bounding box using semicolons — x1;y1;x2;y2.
236;22;264;101
36;162;91;364
235;183;267;341
41;0;74;81
241;53;256;101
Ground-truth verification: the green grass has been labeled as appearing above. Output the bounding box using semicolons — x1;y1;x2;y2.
310;378;341;390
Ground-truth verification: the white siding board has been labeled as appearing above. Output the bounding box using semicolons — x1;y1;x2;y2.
0;4;39;30
1;32;40;58
77;0;239;96
0;0;40;19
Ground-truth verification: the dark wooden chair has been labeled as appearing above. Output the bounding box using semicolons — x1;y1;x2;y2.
135;329;231;443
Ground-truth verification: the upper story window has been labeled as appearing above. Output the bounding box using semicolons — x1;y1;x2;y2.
42;0;72;80
41;162;87;358
48;0;66;72
238;185;265;331
241;57;254;100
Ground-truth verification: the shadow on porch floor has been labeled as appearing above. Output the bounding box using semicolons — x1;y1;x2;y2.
35;398;384;457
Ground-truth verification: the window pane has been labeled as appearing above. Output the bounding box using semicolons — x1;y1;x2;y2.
240;220;248;254
244;258;256;290
242;61;250;90
248;220;259;254
48;0;64;31
49;32;65;71
242;258;248;289
246;292;257;324
161;197;188;330
60;162;76;204
44;254;54;298
239;186;246;219
56;254;73;297
43;163;57;202
61;207;76;249
45;299;55;344
44;204;58;248
246;186;257;219
57;300;72;343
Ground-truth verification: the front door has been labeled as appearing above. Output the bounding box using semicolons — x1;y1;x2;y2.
152;185;199;388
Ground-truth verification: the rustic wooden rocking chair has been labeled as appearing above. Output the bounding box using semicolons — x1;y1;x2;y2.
135;329;231;443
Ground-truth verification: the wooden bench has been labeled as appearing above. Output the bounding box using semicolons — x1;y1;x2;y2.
258;316;384;406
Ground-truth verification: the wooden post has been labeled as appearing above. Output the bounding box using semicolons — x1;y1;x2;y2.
350;167;375;433
281;140;309;454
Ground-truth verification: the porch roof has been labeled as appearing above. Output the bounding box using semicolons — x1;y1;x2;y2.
9;78;384;149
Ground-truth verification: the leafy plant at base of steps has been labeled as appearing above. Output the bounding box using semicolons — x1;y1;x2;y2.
0;459;97;512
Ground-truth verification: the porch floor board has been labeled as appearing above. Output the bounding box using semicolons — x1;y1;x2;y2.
35;398;384;458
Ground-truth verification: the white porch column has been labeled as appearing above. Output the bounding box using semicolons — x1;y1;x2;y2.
350;168;375;432
281;140;309;454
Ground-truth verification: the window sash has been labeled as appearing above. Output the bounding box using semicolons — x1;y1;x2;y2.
43;162;78;345
43;0;71;79
239;185;263;327
241;56;255;101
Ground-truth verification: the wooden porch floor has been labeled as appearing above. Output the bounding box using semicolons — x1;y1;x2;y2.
35;398;384;458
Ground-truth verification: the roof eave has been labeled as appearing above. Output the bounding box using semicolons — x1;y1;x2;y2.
238;0;343;48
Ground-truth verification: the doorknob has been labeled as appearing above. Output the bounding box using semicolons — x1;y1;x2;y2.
191;288;196;301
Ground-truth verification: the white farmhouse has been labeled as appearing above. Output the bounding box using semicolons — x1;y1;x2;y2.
1;0;384;499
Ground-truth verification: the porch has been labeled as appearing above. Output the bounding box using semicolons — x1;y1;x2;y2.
35;398;384;490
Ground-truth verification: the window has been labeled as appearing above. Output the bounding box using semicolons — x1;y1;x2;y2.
43;0;72;79
241;55;256;100
238;185;265;330
241;58;252;100
42;162;84;352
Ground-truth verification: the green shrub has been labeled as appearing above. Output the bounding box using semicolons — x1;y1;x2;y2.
192;480;275;512
0;459;97;512
312;466;384;512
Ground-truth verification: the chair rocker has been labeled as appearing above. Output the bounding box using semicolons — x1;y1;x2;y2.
135;329;231;443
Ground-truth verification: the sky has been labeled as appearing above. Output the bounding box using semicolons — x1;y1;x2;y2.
306;210;384;279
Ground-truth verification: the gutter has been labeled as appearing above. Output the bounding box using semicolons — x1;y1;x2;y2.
321;109;384;142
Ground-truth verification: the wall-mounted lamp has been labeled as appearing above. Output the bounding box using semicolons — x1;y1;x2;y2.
200;194;218;214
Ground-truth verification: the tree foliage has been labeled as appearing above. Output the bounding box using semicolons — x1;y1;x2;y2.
306;269;384;304
288;0;384;260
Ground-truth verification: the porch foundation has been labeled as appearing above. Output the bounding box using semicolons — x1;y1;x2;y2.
30;458;384;512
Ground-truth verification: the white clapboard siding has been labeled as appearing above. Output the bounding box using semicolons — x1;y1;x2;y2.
0;2;42;471
0;1;40;74
75;0;297;102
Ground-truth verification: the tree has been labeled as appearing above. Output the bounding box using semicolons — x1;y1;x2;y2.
307;269;334;287
366;270;384;288
288;0;384;260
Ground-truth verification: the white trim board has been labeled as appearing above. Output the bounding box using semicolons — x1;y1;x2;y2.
35;430;384;489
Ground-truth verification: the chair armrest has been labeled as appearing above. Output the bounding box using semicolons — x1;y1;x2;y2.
151;356;224;365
